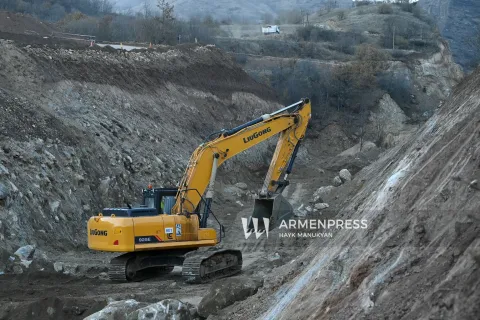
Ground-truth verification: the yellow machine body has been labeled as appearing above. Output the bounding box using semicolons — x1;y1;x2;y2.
88;214;217;252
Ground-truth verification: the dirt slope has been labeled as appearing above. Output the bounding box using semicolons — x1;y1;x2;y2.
213;68;480;319
0;40;279;255
0;11;54;35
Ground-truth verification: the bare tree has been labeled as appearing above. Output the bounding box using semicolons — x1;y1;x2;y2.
262;13;274;24
143;0;152;18
157;0;175;22
325;0;337;13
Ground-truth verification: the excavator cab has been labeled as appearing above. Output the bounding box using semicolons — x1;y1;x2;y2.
142;187;178;214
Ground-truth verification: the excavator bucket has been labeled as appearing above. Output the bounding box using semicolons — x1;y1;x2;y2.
250;194;293;231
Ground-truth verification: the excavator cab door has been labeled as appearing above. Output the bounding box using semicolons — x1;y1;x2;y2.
142;188;178;215
250;194;293;231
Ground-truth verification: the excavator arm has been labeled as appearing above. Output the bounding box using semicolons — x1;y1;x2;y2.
172;99;311;224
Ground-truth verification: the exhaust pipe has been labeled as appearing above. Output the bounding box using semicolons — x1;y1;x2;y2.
249;194;293;231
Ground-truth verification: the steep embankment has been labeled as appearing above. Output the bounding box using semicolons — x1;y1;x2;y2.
0;41;279;255
420;0;480;70
215;68;480;319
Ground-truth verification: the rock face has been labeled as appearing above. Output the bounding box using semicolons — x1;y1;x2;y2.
367;94;410;146
370;94;409;135
255;67;480;320
197;277;263;317
420;0;480;70
0;41;279;252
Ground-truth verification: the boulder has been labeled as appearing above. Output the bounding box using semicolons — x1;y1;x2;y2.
126;299;193;320
53;262;64;273
315;203;330;211
339;169;352;182
339;141;377;156
313;186;335;202
333;176;343;187
294;204;308;218
12;265;23;274
223;185;246;198
368;93;409;136
268;253;281;261
235;182;248;190
63;263;79;275
10;245;37;271
85;300;145;320
197;276;263;318
14;245;36;261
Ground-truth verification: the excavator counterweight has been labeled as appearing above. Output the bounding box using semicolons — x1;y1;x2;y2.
87;99;311;282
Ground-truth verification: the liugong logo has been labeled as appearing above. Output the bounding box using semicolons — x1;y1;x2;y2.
241;217;270;239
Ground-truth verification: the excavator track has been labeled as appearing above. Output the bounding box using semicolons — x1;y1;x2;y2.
108;254;134;282
107;250;190;282
107;254;176;282
182;249;242;283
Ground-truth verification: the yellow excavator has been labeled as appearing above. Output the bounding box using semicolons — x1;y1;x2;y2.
88;98;311;282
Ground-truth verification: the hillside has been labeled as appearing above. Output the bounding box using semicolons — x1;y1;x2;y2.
209;65;480;320
116;0;352;22
215;3;463;150
0;41;279;255
0;3;476;320
419;0;480;70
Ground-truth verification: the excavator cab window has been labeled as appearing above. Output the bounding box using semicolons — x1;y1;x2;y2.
142;188;178;215
144;196;155;209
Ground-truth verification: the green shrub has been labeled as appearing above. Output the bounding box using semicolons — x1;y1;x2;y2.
234;53;248;65
296;26;338;42
395;36;409;49
337;10;346;20
400;3;414;13
378;4;393;14
355;1;371;6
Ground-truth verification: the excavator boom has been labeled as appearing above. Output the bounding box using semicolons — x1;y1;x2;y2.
173;98;311;227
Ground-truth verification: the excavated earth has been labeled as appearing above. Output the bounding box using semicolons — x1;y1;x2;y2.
0;36;287;319
0;15;477;320
209;68;480;320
